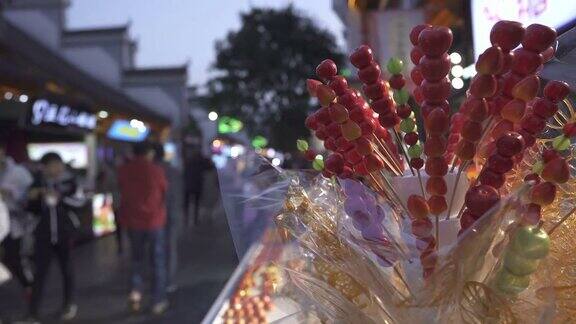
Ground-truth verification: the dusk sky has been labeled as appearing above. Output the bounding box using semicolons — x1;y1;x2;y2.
67;0;345;87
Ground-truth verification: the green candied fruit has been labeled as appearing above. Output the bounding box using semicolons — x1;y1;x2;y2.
510;225;550;259
552;135;571;151
532;160;544;174
386;57;404;75
408;143;422;158
393;89;410;105
312;158;324;171
503;250;540;276
296;139;309;152
495;269;530;295
400;118;415;133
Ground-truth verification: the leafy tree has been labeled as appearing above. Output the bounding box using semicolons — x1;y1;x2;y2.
204;6;344;151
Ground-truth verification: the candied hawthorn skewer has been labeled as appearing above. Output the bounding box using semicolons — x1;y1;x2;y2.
481;24;556;159
516;80;570;150
387;56;430;198
387;57;416;176
413;25;454;248
459;78;569;232
446;26;515;220
306;60;404;178
407;195;437;279
494;124;574;295
459;132;525;233
350;45;404;172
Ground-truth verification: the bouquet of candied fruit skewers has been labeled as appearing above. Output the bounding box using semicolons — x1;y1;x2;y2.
222;20;576;324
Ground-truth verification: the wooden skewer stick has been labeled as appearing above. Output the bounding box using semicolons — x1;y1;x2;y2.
449;155;458;173
445;160;469;220
548;205;576;236
433;214;440;250
377;170;411;217
416;169;426;200
372;135;404;176
393;264;414;298
372;147;403;177
369;135;401;175
372;137;403;176
393;129;415;176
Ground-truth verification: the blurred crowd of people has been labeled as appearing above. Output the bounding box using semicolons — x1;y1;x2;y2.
0;141;214;323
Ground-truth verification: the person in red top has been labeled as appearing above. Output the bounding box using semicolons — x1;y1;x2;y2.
117;141;168;314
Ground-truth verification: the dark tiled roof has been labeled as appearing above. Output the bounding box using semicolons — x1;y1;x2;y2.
63;25;128;37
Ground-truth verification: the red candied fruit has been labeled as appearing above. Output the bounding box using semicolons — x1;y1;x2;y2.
465;185;501;216
407;195;429;219
520;114;546;135
397;104;412;119
517;129;536;148
425;157;448;176
530;181;556;206
410;24;431;46
425;108;449;135
424;136;447;157
404;132;419;146
358;62;381;84
420;78;451;104
324;153;344;174
469;74;497;98
389;74;406;90
460;210;479;229
543;80;570;103
477;169;505;189
426;176;447;195
418;26;453;57
412;217;433;237
350;45;373;69
532;98;557;119
372;97;395;115
510;48;542;76
522;203;541;225
316;59;338;80
496;132;524;157
522;24;557;53
419;54;451;82
465;98;489;122
428;195;447;215
456;140;476;160
490;20;525;52
487;154;513;174
410;157;424;169
329;76;349;96
460;120;483;142
362;80;388;100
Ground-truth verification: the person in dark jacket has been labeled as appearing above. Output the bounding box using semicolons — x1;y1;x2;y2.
184;148;213;226
26;152;84;322
118;142;168;314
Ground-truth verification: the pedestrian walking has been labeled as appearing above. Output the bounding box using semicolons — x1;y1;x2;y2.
184;148;213;226
118;141;169;314
25;152;84;322
154;144;181;293
0;143;34;294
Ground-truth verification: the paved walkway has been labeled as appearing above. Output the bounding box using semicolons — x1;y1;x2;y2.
0;200;238;323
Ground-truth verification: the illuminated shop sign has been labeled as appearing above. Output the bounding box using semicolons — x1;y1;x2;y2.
30;98;97;130
472;0;576;58
106;119;149;142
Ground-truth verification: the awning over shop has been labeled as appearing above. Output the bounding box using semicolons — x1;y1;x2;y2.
0;18;169;126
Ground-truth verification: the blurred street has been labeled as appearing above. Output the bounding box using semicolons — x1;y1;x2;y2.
0;179;238;324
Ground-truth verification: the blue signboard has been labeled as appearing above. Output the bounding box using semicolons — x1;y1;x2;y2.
106;119;149;142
